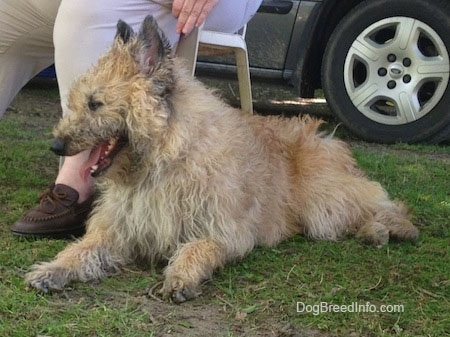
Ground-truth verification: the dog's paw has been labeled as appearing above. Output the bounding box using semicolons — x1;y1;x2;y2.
356;222;389;248
25;263;70;293
160;275;202;304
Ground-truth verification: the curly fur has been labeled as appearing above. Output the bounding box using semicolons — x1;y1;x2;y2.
25;16;418;302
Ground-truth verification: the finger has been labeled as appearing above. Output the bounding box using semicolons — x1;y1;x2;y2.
178;0;218;35
172;0;186;18
193;0;218;28
181;0;205;34
174;0;195;34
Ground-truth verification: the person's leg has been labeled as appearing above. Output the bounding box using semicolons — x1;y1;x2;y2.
0;0;60;117
203;0;262;33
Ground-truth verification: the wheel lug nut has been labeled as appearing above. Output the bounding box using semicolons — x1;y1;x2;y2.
387;80;397;89
378;67;387;76
403;75;412;83
403;58;412;67
387;54;397;62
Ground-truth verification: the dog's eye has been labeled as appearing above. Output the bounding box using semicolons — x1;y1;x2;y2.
88;97;103;111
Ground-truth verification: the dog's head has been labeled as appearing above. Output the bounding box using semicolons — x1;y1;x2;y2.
51;15;175;178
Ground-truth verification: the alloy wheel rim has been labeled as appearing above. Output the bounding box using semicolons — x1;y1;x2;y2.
344;17;449;125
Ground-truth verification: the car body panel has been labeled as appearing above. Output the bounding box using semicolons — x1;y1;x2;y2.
198;0;367;97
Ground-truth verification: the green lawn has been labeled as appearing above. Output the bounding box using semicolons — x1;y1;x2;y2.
0;83;449;337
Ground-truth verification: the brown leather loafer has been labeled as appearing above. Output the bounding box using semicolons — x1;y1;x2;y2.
11;184;94;239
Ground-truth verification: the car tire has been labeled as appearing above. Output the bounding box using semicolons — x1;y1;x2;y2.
322;0;450;143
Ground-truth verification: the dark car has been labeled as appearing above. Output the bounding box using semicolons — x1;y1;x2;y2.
199;0;450;143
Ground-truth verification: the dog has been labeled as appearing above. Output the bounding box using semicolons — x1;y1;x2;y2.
25;16;419;303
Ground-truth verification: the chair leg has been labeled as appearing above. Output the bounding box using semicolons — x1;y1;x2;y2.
234;48;253;114
175;27;200;77
176;26;253;114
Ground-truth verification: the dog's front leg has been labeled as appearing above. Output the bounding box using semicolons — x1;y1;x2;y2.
26;231;123;293
161;239;226;303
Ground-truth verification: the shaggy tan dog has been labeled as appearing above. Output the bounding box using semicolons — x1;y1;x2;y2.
26;16;418;302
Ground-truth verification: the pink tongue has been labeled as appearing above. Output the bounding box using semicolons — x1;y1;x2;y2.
80;145;103;181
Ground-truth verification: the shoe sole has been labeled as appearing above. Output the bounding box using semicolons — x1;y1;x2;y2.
11;227;85;240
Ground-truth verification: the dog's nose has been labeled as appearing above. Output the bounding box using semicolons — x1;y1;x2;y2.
50;138;67;156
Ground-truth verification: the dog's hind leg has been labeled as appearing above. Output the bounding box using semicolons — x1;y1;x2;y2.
356;202;418;247
373;201;419;242
355;220;390;247
26;231;124;293
161;239;226;303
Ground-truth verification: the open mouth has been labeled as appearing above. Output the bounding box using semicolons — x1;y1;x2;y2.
84;135;128;177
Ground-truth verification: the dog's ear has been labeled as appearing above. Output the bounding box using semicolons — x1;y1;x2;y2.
115;20;135;44
137;15;172;76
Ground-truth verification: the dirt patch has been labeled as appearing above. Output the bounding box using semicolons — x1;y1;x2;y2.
60;286;330;337
135;299;324;337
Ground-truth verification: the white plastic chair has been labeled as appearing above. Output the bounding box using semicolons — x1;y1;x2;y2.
176;25;253;114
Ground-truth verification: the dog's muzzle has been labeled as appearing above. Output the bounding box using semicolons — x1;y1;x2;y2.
50;138;67;156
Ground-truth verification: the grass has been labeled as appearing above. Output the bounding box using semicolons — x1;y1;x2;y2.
0;82;449;336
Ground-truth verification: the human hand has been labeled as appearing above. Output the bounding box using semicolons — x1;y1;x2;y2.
172;0;218;35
